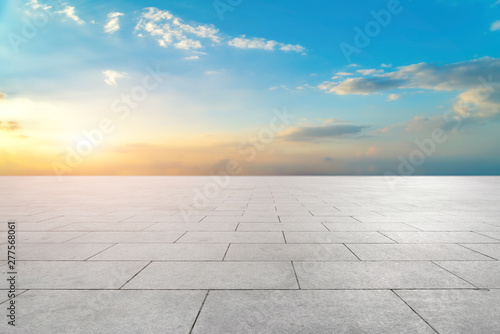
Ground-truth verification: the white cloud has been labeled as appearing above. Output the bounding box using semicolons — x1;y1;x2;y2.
104;12;124;34
491;20;500;31
184;55;199;60
381;63;392;68
102;70;128;86
387;94;401;101
134;7;304;56
0;92;6;100
319;57;500;95
135;7;220;50
228;36;305;54
56;4;84;25
356;69;383;75
28;0;51;11
335;72;353;76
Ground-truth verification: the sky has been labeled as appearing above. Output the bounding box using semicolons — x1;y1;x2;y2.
1;0;500;176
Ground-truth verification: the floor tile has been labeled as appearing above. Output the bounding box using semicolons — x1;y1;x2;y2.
435;261;500;288
224;244;358;261
381;231;499;243
396;290;500;334
347;244;494;261
67;231;185;243
284;231;393;243
0;290;206;334
0;261;147;289
124;261;298;289
89;244;228;261
17;243;114;260
192;290;435;334
177;231;284;243
459;244;500;260
294;261;473;289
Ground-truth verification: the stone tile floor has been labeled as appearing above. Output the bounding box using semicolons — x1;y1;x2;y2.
1;176;499;333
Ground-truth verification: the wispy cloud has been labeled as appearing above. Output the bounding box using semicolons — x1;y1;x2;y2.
356;69;383;75
56;3;84;25
103;70;128;86
228;36;305;53
0;121;21;132
104;12;124;34
319;57;500;95
0;92;6;100
134;7;220;50
491;20;500;31
282;124;369;141
387;93;401;101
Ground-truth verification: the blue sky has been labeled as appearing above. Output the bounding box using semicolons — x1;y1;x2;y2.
0;0;500;175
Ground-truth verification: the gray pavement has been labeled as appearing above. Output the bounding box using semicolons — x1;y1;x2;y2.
1;176;499;333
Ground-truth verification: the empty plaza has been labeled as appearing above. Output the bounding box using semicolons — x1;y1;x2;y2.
1;176;500;333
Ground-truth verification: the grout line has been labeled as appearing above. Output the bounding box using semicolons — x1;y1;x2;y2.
403;222;425;231
119;261;152;289
456;244;499;261
84;243;117;261
471;231;500;242
391;290;439;334
173;231;188;243
430;261;480;289
222;244;231;261
290;261;301;289
189;290;210;334
343;244;361;261
350;216;363;223
378;231;399;243
63;231;92;243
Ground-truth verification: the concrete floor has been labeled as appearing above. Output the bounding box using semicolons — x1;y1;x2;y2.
1;176;500;333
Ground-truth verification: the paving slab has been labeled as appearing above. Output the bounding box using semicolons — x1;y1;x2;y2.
124;261;298;289
1;261;147;289
381;231;499;243
405;222;500;231
396;290;500;334
144;222;238;231
284;231;393;243
294;261;473;289
460;244;500;260
17;243;114;260
55;222;155;231
89;243;228;261
435;261;500;288
176;231;284;243
279;216;358;223
323;222;419;231
346;244;494;261
0;290;206;334
0;231;86;243
474;231;500;240
192;290;435;334
67;231;185;243
224;244;358;261
237;222;327;231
